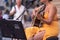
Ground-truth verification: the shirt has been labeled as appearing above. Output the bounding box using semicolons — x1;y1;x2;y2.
10;5;27;24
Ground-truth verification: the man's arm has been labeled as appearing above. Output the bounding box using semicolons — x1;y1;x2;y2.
9;7;16;16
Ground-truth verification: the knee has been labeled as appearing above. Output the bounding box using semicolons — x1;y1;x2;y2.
46;36;58;40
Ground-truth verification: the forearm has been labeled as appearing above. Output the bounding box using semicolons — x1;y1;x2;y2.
9;13;13;16
9;12;15;16
41;18;52;25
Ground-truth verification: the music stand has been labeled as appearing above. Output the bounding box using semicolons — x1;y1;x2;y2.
0;19;27;40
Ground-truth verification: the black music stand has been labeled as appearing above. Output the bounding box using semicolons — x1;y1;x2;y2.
0;19;27;40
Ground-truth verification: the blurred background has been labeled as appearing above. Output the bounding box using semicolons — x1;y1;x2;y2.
0;0;60;40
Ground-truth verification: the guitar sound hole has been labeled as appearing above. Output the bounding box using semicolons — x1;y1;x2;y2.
34;18;41;27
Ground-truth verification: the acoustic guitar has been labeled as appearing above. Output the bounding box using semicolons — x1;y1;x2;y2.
32;4;46;27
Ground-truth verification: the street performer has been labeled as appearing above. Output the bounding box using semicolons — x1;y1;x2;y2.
25;0;59;40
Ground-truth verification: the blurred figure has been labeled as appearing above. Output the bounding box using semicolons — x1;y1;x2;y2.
4;0;8;3
4;0;9;7
0;10;2;19
4;0;8;4
10;0;28;24
26;0;36;8
11;0;15;7
3;9;9;20
10;0;15;8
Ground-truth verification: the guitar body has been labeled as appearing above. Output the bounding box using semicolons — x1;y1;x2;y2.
34;18;41;27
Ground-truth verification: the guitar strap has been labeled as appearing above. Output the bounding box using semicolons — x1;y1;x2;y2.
16;9;25;20
14;6;26;20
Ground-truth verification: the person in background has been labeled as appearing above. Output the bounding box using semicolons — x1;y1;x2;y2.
10;0;15;8
2;9;9;20
10;0;28;24
4;0;8;3
0;10;2;20
26;0;36;8
4;0;9;7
